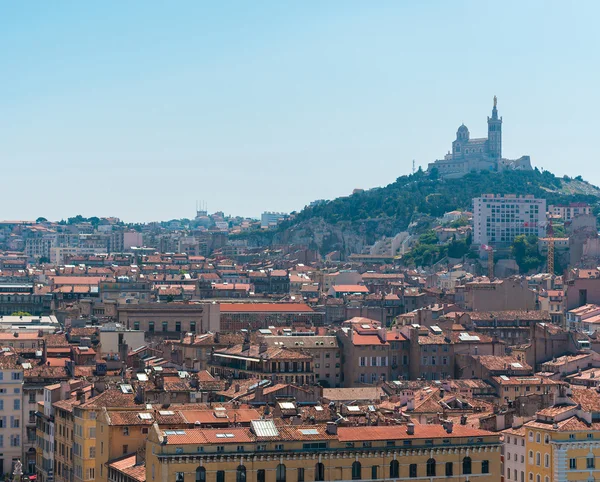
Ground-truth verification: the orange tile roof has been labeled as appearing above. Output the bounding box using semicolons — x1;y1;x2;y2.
337;424;493;441
219;303;314;313
332;285;370;293
351;332;389;346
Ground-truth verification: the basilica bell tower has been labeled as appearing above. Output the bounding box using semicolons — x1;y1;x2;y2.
487;95;502;159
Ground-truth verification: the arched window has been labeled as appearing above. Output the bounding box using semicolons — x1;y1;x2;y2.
371;466;378;480
276;464;286;482
482;460;489;474
389;460;399;479
196;467;206;482
315;463;325;482
463;457;472;475
426;459;436;477
236;465;246;482
445;462;453;476
352;461;361;480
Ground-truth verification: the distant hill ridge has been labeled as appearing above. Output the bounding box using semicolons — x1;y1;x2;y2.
250;170;600;255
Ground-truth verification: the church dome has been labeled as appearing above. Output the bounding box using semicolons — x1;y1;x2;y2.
457;124;470;140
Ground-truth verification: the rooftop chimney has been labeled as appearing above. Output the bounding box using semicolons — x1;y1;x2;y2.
326;422;337;435
406;423;415;435
460;414;467;425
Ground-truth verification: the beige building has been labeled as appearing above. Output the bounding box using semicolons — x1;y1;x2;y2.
116;302;220;337
0;354;24;477
337;319;410;386
99;324;146;355
259;334;341;387
461;278;537;311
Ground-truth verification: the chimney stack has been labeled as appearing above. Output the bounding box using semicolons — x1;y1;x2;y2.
326;422;337;435
406;423;415;435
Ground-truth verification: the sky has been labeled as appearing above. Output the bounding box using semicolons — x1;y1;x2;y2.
1;1;600;222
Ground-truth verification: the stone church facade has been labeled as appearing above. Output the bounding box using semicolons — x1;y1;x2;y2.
428;97;532;178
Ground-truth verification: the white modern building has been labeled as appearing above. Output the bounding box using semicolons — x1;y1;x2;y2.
260;212;287;229
473;194;546;247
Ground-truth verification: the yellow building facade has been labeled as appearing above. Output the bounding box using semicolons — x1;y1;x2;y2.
146;421;501;482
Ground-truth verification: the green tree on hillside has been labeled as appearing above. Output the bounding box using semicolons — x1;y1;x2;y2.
511;235;544;273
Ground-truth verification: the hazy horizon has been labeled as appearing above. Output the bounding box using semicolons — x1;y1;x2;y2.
2;1;600;222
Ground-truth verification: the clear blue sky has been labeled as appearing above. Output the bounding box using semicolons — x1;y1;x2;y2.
2;1;599;222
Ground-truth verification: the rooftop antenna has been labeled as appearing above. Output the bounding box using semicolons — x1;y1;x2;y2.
412;160;416;175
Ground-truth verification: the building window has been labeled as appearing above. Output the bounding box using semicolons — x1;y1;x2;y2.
149;322;154;332
482;460;489;474
176;322;181;332
14;399;19;410
134;322;140;330
463;457;472;475
276;464;286;482
123;445;128;454
536;433;541;443
162;322;168;332
123;427;129;436
587;457;595;469
544;454;549;468
216;472;225;482
536;452;540;466
176;473;184;482
196;467;205;482
389;461;399;478
351;462;361;480
190;322;196;333
297;468;304;482
409;464;417;478
371;466;378;480
315;463;325;481
426;459;436;477
257;470;265;482
236;465;246;482
445;462;453;476
569;458;576;469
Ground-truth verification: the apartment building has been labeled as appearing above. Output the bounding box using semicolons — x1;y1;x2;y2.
549;203;592;221
72;388;143;482
502;426;527;482
0;354;24;476
209;343;314;385
218;303;324;332
401;324;453;381
53;398;77;482
145;420;502;482
259;334;342;387
566;304;600;333
337;320;409;386
473;194;546;247
116;302;220;337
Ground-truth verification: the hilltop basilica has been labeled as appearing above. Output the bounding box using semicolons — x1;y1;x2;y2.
427;97;532;178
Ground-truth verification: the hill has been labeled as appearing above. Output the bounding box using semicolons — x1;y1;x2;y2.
243;169;600;255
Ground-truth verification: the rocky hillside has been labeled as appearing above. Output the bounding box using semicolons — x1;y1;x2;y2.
245;170;600;255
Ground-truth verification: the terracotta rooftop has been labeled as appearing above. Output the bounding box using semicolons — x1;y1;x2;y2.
219;303;314;313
